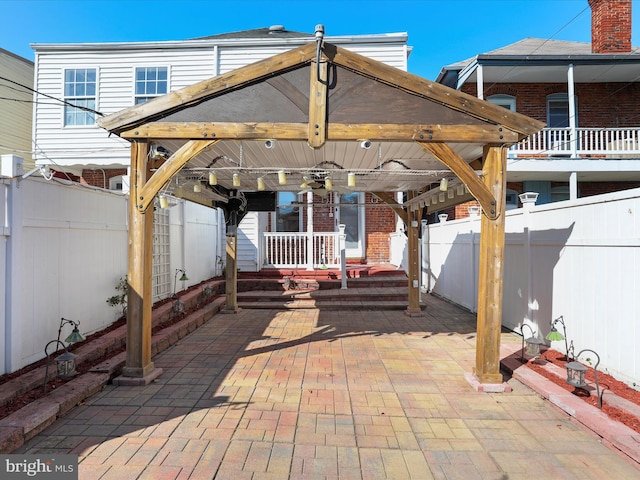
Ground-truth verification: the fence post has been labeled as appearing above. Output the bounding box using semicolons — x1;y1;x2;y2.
339;224;347;289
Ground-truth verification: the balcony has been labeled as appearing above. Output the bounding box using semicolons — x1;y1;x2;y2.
509;127;640;158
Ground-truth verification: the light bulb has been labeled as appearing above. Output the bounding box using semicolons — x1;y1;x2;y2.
347;172;356;187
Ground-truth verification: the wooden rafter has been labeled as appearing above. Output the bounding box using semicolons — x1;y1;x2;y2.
136;139;218;212
419;141;499;219
308;56;328;148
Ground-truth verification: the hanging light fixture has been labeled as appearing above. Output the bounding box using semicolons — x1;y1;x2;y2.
347;172;356;187
278;170;287;185
257;177;266;191
159;195;169;209
439;177;449;191
208;172;218;185
193;183;202;193
232;173;241;187
300;176;309;190
324;176;333;191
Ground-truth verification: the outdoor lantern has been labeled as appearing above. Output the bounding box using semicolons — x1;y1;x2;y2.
520;323;544;363
566;360;587;388
173;268;189;297
257;177;265;191
43;318;85;392
232;173;241;187
208;172;218;185
546;315;571;360
278;170;287;185
55;350;78;377
439;177;449;191
566;348;602;409
159;195;169;209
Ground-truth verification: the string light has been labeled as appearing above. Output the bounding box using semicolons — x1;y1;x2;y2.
439;178;449;191
347;172;356;187
325;176;332;190
193;183;202;193
257;177;265;191
232;173;241;187
278;170;287;185
208;172;217;185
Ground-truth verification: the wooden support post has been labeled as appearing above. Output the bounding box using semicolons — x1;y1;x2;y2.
474;145;507;384
224;234;239;312
117;140;162;384
405;192;423;316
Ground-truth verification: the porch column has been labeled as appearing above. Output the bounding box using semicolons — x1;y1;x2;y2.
225;233;239;312
474;145;507;384
119;140;160;384
307;190;314;271
568;64;578;158
405;192;423;316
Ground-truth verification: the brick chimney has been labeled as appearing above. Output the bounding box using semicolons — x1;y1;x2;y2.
589;0;632;53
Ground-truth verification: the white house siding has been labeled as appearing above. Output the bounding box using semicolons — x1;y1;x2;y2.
0;49;34;169
237;212;262;272
33;47;219;169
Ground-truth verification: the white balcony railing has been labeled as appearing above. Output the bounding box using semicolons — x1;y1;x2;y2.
510;127;640;157
264;232;341;269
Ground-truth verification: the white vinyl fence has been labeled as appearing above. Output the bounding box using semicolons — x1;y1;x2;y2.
0;176;223;374
423;188;640;387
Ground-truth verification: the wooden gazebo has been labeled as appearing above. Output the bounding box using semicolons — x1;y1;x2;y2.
99;39;544;386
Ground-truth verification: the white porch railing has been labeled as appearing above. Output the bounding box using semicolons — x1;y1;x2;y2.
264;232;341;269
510;127;640;157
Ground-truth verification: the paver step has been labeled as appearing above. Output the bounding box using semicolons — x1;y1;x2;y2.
237;286;422;310
237;275;408;292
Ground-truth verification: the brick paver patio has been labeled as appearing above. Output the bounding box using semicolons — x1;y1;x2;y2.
16;296;640;479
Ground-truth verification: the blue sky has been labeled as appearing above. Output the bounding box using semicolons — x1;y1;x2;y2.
2;0;639;80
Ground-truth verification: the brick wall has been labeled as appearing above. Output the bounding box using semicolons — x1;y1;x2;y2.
365;193;396;263
81;168;127;189
462;82;640;127
589;0;632;53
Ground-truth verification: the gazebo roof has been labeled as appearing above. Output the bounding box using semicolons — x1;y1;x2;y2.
99;40;544;213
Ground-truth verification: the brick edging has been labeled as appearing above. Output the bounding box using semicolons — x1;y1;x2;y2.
0;295;226;453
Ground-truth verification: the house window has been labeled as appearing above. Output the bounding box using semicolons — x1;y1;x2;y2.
547;94;571;128
488;94;516;111
64;68;96;126
505;189;519;210
135;67;168;104
275;192;300;232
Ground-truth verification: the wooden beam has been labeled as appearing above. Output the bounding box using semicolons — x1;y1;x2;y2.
123;140;156;379
372;191;408;226
419;142;499;219
308;58;328;148
120;122;518;144
136;139;218;212
474;145;507;384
